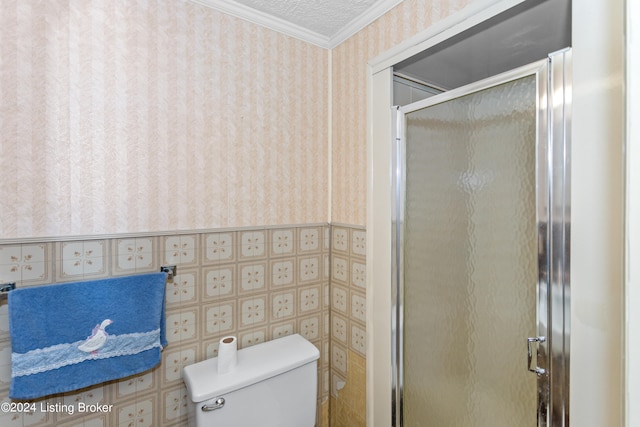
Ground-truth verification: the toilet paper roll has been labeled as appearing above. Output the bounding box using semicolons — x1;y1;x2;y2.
217;336;237;374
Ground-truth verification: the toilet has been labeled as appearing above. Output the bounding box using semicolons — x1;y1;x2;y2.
183;334;320;427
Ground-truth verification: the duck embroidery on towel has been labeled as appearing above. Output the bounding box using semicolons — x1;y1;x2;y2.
78;319;113;355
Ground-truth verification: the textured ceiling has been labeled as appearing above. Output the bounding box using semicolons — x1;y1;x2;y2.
192;0;402;48
230;0;380;38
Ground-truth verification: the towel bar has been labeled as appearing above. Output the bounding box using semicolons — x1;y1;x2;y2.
160;265;177;280
0;282;16;299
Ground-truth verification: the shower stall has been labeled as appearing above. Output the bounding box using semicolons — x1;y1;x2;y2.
367;0;625;425
391;49;571;426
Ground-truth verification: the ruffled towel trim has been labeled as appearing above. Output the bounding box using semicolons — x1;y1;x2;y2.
11;329;161;377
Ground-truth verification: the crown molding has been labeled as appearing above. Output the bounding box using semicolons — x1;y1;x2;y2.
328;0;403;48
190;0;403;50
190;0;331;48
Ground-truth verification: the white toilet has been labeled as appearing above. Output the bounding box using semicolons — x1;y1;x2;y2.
183;334;320;427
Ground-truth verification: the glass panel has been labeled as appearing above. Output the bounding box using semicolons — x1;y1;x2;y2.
403;75;538;426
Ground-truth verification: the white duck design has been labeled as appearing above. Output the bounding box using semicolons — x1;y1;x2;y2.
78;319;113;354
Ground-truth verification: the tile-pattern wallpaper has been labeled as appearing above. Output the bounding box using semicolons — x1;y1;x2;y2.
330;0;473;225
329;225;367;427
0;0;328;239
0;224;335;427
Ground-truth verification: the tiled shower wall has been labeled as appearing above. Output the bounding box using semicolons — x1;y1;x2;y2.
0;223;355;427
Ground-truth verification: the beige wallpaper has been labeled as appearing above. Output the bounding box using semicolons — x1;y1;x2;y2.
330;0;472;225
1;0;484;236
0;0;328;239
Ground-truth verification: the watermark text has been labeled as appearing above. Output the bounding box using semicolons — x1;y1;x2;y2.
1;401;113;415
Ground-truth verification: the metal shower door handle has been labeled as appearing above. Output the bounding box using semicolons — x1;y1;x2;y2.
527;336;546;376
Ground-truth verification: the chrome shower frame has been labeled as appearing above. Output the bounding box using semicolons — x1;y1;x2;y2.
391;49;571;427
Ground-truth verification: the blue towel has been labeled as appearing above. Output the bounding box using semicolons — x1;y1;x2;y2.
8;272;167;400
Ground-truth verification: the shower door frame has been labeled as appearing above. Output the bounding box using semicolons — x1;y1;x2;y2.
391;49;571;427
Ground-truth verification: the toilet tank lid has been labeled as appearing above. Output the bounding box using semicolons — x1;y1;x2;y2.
183;334;320;403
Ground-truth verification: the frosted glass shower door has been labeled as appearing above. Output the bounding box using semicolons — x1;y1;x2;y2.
395;61;553;427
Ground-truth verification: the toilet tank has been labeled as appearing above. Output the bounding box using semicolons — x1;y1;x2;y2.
183;334;320;427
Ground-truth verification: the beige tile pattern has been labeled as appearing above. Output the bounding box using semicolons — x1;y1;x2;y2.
0;224;330;427
0;0;328;239
329;225;367;426
57;240;108;281
330;349;367;427
0;244;52;286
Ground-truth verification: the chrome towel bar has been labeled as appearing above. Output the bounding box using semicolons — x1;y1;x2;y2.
0;282;16;299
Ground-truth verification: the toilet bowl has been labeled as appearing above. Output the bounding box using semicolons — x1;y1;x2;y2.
183;334;320;427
